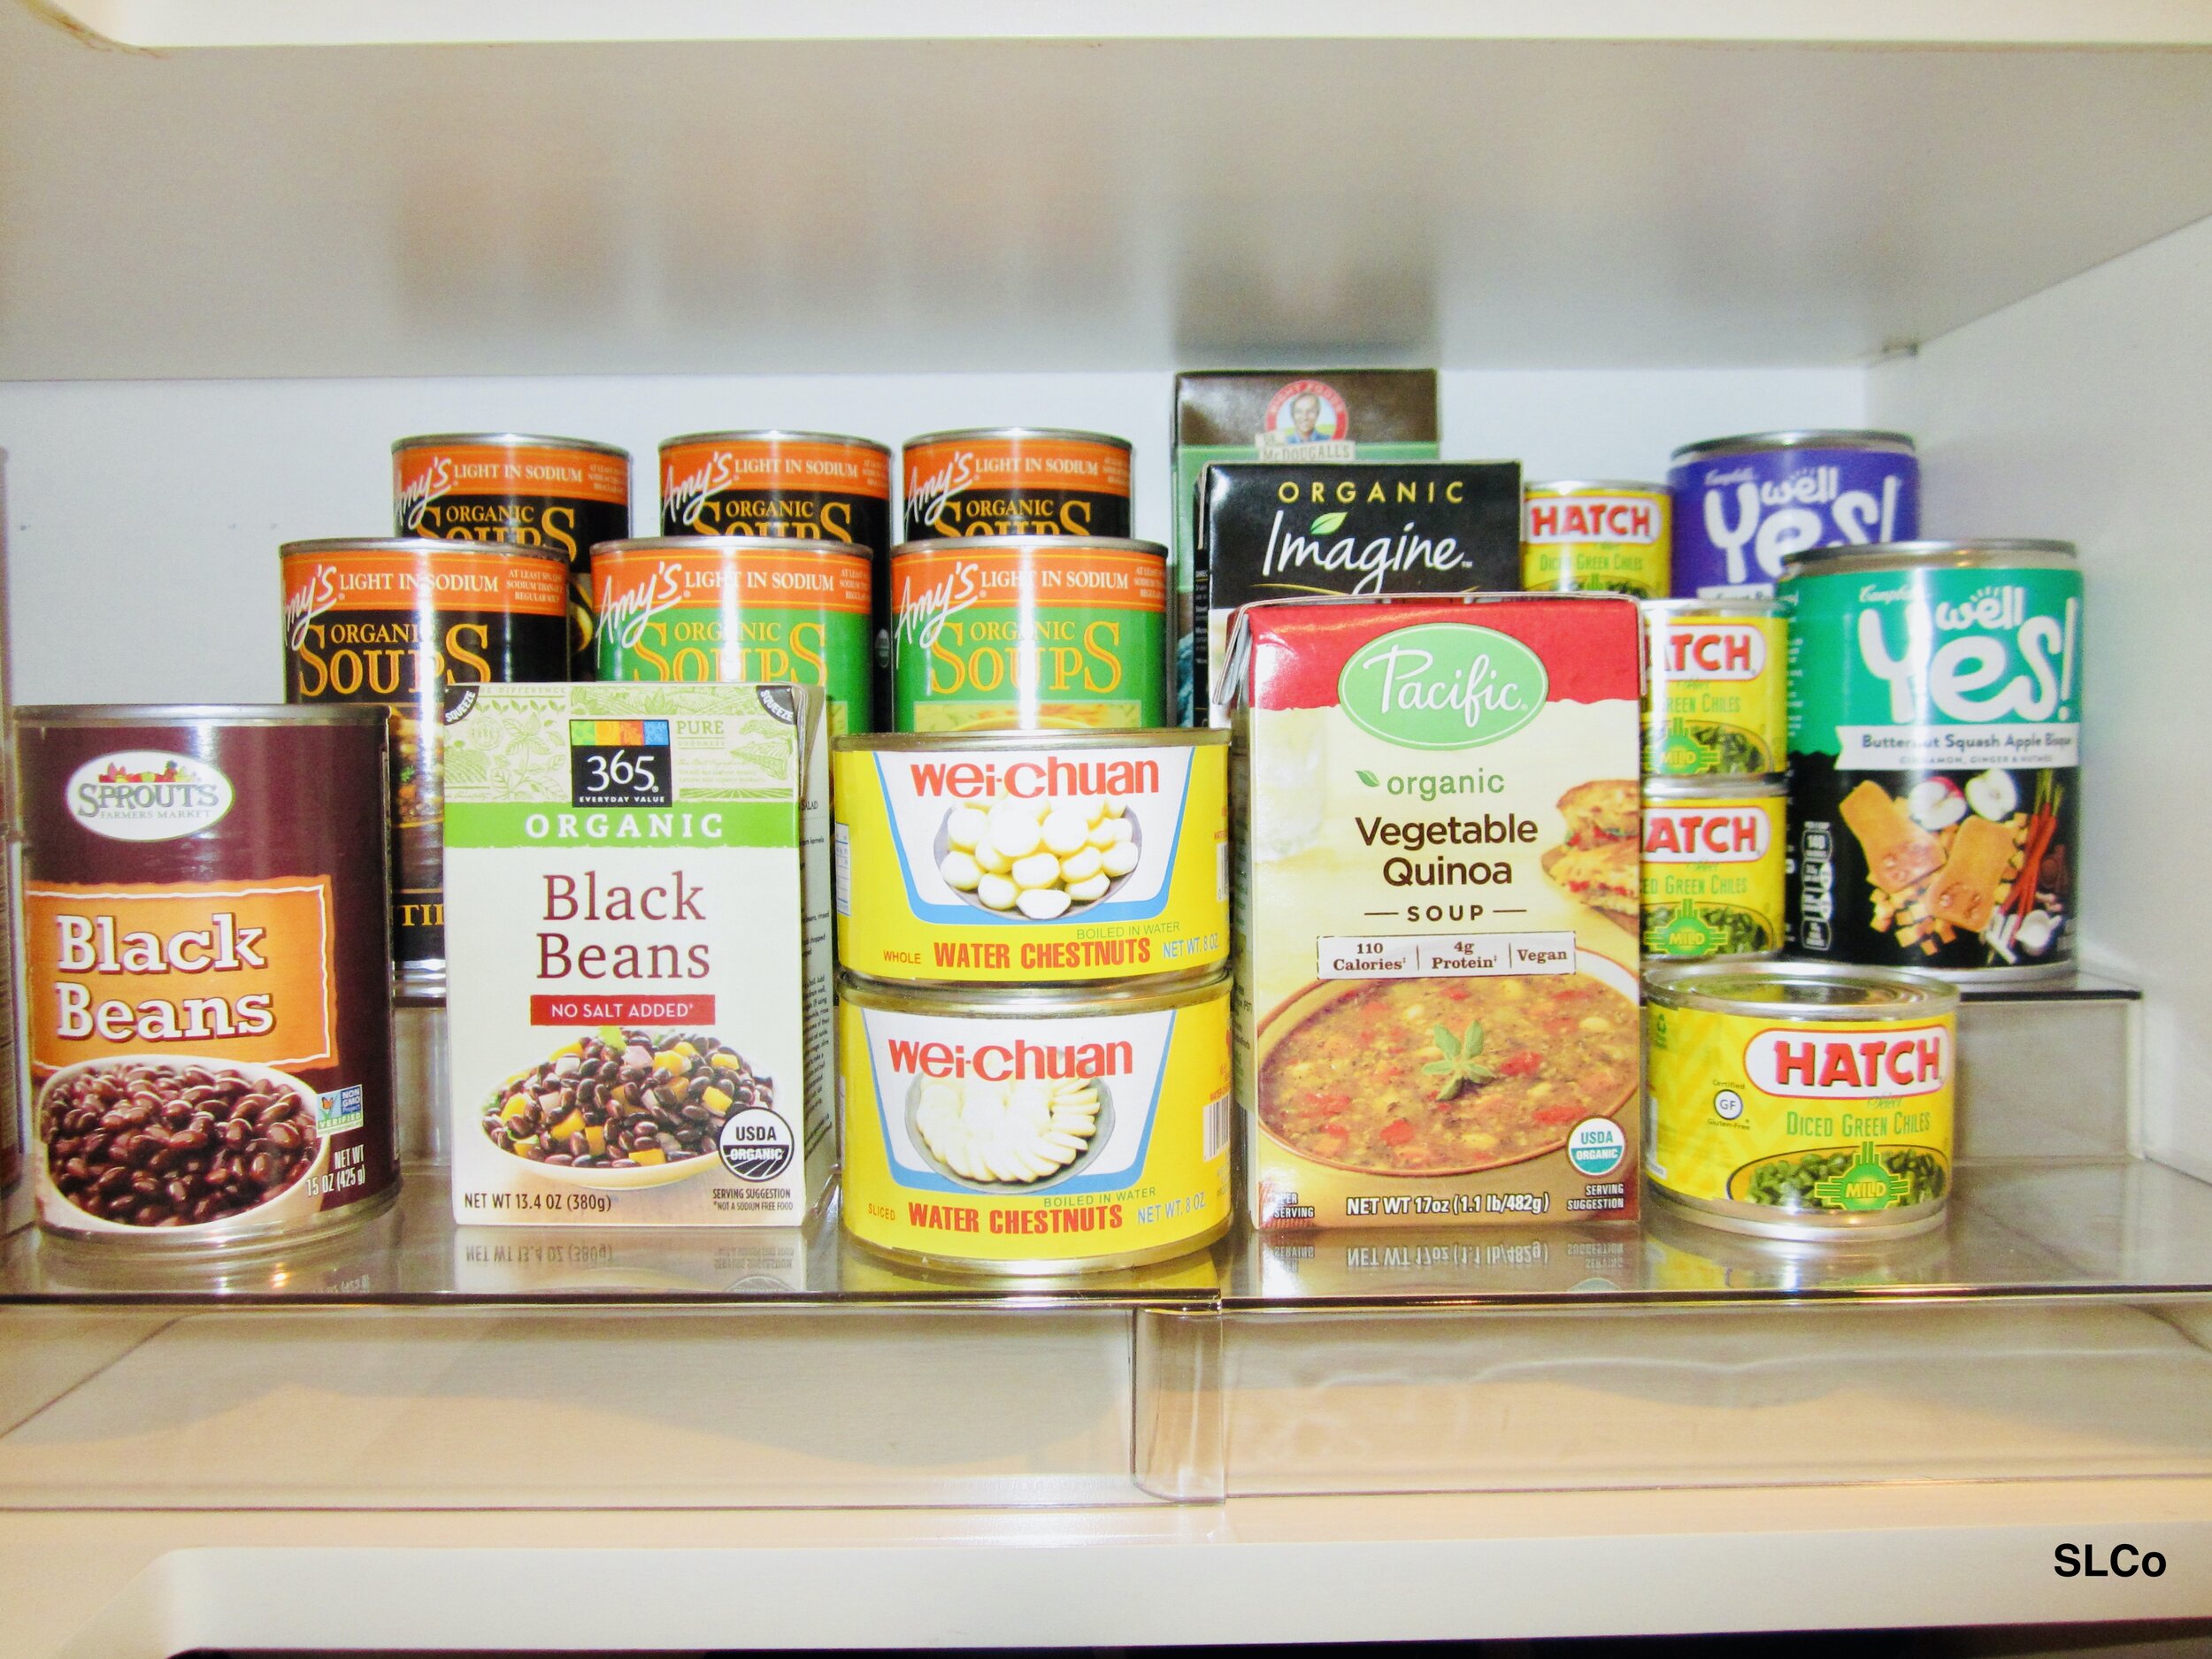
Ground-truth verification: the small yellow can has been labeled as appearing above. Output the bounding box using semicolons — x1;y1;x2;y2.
1640;777;1786;961
1645;962;1957;1240
1642;598;1788;777
837;970;1233;1273
1521;480;1671;600
833;730;1228;986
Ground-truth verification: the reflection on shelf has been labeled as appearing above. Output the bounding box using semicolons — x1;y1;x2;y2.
4;1154;2211;1310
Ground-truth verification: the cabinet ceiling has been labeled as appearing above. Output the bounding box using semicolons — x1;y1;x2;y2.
5;5;2212;377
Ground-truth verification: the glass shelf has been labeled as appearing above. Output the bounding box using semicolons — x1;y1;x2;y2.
3;1153;2208;1312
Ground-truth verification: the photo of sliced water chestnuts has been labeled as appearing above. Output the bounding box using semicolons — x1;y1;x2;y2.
933;792;1141;920
483;1028;767;1171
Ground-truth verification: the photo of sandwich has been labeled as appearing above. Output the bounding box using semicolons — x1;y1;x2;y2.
1542;779;1640;931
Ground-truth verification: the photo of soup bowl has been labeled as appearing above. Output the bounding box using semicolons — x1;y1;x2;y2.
1254;949;1640;1178
35;1054;331;1234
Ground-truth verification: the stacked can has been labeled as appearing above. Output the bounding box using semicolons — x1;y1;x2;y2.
831;729;1232;1272
890;428;1168;733
1639;599;1789;963
656;431;895;724
1667;430;1919;599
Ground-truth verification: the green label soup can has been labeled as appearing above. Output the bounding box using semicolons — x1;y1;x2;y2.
592;537;876;734
887;536;1169;733
1782;540;2081;982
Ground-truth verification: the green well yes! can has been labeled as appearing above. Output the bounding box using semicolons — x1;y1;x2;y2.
592;537;876;733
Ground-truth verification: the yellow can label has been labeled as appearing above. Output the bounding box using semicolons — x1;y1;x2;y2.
1640;792;1786;959
1645;613;1788;776
1521;488;1671;599
833;740;1228;984
838;984;1232;1265
1647;1002;1954;1216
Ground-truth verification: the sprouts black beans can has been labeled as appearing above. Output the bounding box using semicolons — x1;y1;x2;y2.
16;704;398;1249
1781;540;2081;983
393;432;633;679
280;537;570;998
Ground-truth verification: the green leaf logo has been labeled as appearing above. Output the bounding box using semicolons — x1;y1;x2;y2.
1310;511;1348;534
1355;769;1380;787
1338;623;1549;751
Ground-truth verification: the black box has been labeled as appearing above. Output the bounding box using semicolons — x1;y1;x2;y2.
1196;460;1523;723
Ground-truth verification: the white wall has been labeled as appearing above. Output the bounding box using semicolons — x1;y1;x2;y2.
1873;211;2212;1176
0;366;1861;705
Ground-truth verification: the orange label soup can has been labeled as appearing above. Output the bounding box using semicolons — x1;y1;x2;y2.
902;427;1133;541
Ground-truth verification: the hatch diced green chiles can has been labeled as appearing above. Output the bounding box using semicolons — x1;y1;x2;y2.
1781;540;2082;982
592;538;876;733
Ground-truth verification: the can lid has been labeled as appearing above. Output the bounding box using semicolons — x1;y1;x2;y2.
1642;776;1786;802
1640;596;1785;621
835;728;1227;755
1525;480;1668;495
279;536;571;565
1644;960;1959;1019
902;427;1133;452
1781;538;2078;579
889;535;1167;558
836;966;1227;1016
590;534;868;559
393;432;632;462
659;429;891;455
1669;430;1917;465
17;703;392;727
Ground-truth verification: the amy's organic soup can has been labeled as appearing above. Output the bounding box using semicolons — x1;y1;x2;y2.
16;704;398;1249
1642;598;1787;777
1641;779;1785;963
887;536;1169;732
837;970;1232;1273
393;433;632;679
1781;540;2081;983
902;427;1133;541
592;538;875;733
658;430;892;549
1668;430;1916;598
833;731;1227;985
1644;962;1956;1240
1521;481;1670;599
280;538;570;997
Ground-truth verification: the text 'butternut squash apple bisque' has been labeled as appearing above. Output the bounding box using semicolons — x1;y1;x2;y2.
1224;593;1645;1230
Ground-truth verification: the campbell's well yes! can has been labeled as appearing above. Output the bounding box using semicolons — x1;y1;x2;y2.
1668;431;1916;598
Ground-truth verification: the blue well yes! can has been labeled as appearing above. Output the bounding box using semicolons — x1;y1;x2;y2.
1669;431;1918;598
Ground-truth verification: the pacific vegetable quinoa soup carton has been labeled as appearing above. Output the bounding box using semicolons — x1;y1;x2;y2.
1172;371;1439;720
442;683;833;1225
1226;594;1643;1229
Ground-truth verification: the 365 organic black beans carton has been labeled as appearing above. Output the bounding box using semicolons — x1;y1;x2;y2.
442;683;833;1225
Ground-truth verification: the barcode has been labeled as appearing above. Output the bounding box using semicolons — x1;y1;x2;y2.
1217;837;1230;902
1203;1094;1231;1162
833;824;852;916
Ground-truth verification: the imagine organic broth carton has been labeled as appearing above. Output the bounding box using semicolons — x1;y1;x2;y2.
1228;594;1643;1229
442;683;833;1226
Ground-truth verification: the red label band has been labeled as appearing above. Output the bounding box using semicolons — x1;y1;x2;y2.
529;995;718;1026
